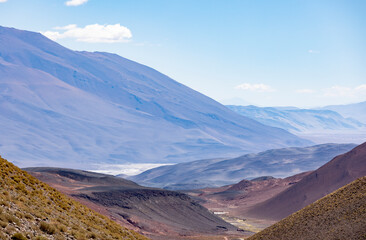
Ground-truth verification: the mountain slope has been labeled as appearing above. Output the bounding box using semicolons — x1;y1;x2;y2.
0;155;147;240
227;105;365;133
25;167;244;240
320;101;366;124
131;143;356;189
227;105;366;143
0;26;311;168
248;142;366;220
248;176;366;240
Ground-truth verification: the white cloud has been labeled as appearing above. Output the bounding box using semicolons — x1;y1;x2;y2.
65;0;88;6
324;84;366;97
296;89;316;94
235;83;276;92
42;24;132;43
0;0;8;3
308;50;320;54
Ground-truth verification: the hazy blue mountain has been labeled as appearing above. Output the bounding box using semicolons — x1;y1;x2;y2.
227;105;365;133
130;143;357;189
0;26;311;168
319;101;366;124
226;105;366;144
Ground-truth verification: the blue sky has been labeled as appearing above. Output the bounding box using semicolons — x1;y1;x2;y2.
1;0;366;107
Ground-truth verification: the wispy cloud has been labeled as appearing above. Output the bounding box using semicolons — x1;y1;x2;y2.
0;0;8;3
42;24;132;43
296;88;316;94
308;50;320;54
65;0;88;6
324;84;366;97
235;83;276;92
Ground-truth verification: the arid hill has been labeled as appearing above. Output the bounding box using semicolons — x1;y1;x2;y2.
0;156;148;240
247;142;366;220
248;176;366;240
25;167;246;240
185;171;311;232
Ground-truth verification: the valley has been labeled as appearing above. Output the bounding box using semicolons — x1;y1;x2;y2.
0;9;365;239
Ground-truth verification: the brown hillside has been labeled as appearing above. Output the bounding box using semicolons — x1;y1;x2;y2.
0;156;148;240
247;142;366;220
248;176;366;240
25;167;244;240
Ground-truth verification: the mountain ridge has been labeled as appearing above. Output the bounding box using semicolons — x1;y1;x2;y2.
248;176;366;240
131;143;356;189
0;25;311;168
247;142;366;220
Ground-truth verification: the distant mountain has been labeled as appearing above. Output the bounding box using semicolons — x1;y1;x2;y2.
320;101;366;124
247;142;366;221
131;143;356;189
0;156;147;240
249;176;366;240
0;26;311;168
26;167;242;239
227;105;365;134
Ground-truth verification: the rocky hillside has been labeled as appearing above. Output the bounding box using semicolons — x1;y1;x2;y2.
248;176;366;240
25;167;244;240
247;142;366;220
0;155;148;240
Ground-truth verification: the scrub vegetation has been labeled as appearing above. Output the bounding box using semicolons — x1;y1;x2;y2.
0;155;149;240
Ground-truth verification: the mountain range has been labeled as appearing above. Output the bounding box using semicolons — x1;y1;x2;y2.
320;101;366;124
184;142;366;235
227;105;366;143
0;26;311;168
131;143;356;189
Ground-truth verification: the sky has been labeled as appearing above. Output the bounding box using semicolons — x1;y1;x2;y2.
1;0;366;107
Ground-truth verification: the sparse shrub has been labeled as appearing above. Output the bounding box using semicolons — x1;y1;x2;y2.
0;220;7;228
40;221;56;235
34;236;48;240
57;224;67;233
5;225;16;234
4;213;20;225
88;232;97;239
0;200;10;207
24;213;33;220
11;233;27;240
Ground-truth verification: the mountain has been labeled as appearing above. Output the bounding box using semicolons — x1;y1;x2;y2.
320;101;366;124
131;143;356;189
0;26;310;168
25;167;246;240
226;105;366;143
227;105;365;133
184;171;312;233
0;155;147;240
247;142;366;221
248;176;366;240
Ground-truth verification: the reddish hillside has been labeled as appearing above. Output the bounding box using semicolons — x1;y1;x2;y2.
247;142;366;220
249;176;366;240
